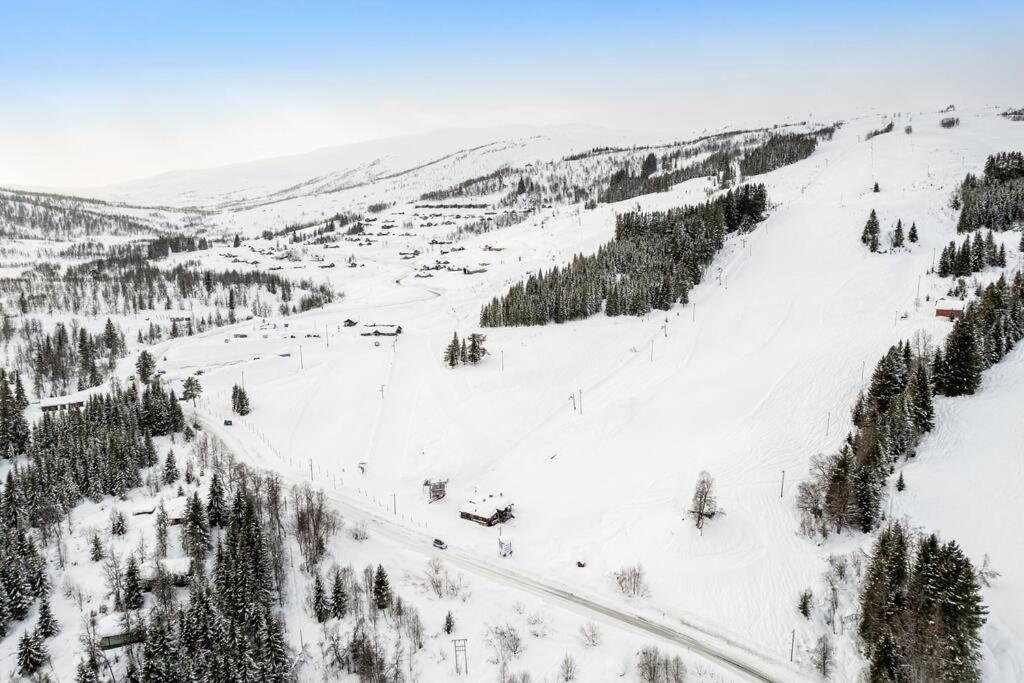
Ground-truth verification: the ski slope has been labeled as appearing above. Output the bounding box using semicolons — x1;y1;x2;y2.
127;107;1024;679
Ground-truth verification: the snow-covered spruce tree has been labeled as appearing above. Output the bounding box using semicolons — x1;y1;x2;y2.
17;629;47;674
162;449;180;485
312;573;330;623
444;332;461;367
231;384;252;415
938;316;982;396
135;349;156;383
330;568;348;620
908;222;918;242
206;472;227;528
373;565;392;610
123;555;143;611
181;492;210;562
861;209;881;252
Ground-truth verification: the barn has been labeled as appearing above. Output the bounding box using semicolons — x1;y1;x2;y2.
935;298;966;320
459;493;514;526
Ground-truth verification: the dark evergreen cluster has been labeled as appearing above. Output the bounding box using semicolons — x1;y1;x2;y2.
864;122;895;140
955;152;1024;232
861;210;881;252
860;524;986;682
443;332;488;367
738;129;834;177
12;318;127;397
599;150;736;204
936;230;1007;277
0;523;48;643
146;234;211;260
128;490;289;682
933;273;1024;396
479;185;768;327
940;117;961;129
231;384;251;415
799;272;1024;536
0;369;31;458
0;380;188;647
797;341;935;536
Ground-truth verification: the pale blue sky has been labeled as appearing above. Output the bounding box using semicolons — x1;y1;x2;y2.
1;1;1020;187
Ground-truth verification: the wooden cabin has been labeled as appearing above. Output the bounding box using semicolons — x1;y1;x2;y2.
935;298;966;320
459;494;514;527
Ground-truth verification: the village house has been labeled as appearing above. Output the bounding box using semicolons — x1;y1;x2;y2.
459;493;514;526
935;298;966;320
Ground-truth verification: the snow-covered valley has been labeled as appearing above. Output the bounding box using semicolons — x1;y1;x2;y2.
1;106;1023;682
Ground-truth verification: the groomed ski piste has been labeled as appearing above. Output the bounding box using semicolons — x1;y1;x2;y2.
3;106;1023;681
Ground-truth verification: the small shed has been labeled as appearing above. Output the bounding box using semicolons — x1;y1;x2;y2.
935;298;966;320
140;557;193;590
40;398;85;413
96;613;145;650
424;479;448;503
459;493;514;527
163;496;188;526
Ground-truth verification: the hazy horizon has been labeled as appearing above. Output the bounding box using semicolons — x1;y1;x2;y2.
1;0;1021;188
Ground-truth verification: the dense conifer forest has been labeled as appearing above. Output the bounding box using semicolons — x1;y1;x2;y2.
480;184;768;327
955;151;1024;232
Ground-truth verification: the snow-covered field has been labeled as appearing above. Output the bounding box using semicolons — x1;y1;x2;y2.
2;106;1023;681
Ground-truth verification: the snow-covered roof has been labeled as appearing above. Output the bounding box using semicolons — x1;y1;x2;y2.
162;496;188;517
139;557;193;582
935;298;966;311
95;613;129;638
459;493;513;517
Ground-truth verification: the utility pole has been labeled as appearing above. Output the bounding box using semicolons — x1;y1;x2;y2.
825;410;831;436
579;388;583;415
790;629;795;662
379;384;385;399
650;339;654;362
501;350;504;372
780;470;785;498
300;345;304;370
692;302;696;322
309;458;313;479
392;493;397;516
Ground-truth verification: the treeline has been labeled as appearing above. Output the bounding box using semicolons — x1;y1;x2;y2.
797;272;1024;536
860;523;986;681
600;126;833;205
0;191;159;239
5;252;335;320
599;150;735;204
864;122;895;140
480;185;768;327
955;151;1024;232
936;230;1007;278
147;234;211;259
738;127;836;177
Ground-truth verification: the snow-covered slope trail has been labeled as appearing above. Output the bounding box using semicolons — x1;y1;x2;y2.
149;108;1024;678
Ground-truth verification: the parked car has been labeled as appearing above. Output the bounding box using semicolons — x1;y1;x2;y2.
432;539;447;550
223;419;233;426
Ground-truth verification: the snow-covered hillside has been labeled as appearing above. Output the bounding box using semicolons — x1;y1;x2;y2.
2;106;1023;682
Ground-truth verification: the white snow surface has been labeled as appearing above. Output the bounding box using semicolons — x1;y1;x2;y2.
3;107;1024;681
138;108;1024;679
